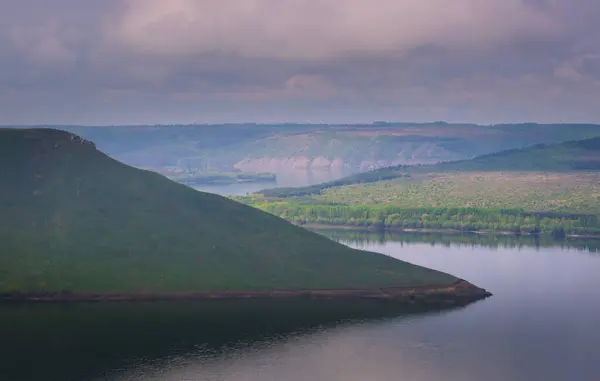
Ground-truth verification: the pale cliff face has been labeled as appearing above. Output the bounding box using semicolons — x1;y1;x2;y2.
235;156;350;173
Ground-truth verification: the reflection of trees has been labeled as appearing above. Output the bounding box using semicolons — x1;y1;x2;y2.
315;229;600;253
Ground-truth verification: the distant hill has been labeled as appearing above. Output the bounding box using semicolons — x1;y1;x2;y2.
5;123;600;175
0;128;487;298
234;137;600;234
417;136;600;173
260;136;600;198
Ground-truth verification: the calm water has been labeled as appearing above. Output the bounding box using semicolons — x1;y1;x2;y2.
192;168;351;196
1;232;599;381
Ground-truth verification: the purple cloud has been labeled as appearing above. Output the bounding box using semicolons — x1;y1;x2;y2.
0;0;598;124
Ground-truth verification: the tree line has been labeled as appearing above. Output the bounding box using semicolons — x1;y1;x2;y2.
259;170;407;197
237;200;600;237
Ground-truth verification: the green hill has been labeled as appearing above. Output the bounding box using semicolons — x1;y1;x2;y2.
416;136;600;172
0;128;478;296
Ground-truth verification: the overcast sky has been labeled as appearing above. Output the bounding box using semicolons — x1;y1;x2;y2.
1;0;599;124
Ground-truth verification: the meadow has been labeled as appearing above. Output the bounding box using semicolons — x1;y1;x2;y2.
318;172;600;214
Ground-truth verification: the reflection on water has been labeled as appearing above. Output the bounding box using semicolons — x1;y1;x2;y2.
0;300;452;381
318;229;600;253
116;311;456;381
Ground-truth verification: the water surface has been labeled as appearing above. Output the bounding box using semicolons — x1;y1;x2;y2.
1;232;599;381
192;168;351;196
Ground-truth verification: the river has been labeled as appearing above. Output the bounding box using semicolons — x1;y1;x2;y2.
1;231;599;381
190;168;351;196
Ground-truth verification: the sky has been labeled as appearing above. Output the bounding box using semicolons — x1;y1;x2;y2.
0;0;599;125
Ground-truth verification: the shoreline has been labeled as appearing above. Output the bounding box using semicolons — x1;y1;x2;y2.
0;280;491;305
299;223;600;239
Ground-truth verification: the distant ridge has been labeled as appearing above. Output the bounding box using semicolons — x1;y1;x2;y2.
259;136;600;198
3;122;597;174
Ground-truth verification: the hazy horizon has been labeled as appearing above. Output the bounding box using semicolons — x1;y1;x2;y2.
2;119;600;127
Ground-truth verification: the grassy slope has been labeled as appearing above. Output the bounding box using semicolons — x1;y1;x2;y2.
319;172;600;213
0;128;457;293
259;137;600;213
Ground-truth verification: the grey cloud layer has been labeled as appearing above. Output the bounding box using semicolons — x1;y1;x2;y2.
112;0;556;59
0;0;599;123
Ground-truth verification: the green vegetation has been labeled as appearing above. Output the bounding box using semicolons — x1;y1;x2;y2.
233;199;600;237
15;122;600;174
0;128;460;294
317;172;600;213
418;136;600;172
238;137;600;237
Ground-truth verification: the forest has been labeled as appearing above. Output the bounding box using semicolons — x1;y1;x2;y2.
234;198;600;238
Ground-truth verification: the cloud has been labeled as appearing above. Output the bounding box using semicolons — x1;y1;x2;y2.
10;21;76;65
0;0;599;124
208;74;347;101
111;0;557;60
554;54;600;83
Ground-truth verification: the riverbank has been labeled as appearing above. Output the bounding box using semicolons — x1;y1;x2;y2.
0;280;491;306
